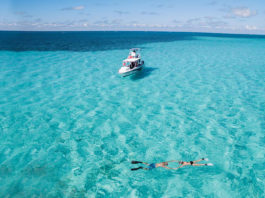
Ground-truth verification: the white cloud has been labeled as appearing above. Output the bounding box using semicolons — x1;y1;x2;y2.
183;17;229;29
245;25;257;30
14;11;33;18
61;6;85;11
115;11;129;15
127;23;173;28
141;11;158;15
232;8;256;18
94;19;121;27
73;6;85;10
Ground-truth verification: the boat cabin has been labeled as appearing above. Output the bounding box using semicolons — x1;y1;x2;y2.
122;58;141;69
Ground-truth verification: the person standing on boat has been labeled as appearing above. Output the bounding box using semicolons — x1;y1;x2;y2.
131;50;136;58
131;158;213;171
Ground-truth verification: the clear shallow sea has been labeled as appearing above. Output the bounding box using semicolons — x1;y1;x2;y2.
0;31;265;197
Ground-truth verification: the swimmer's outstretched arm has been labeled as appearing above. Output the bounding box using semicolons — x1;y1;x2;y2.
192;164;206;166
164;160;181;163
193;158;208;163
162;165;184;170
192;163;213;166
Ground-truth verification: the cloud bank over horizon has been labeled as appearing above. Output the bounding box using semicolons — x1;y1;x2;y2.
1;0;265;34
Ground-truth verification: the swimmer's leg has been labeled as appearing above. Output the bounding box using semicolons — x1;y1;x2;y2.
141;162;150;165
131;167;143;171
131;161;143;164
131;161;149;165
131;167;149;171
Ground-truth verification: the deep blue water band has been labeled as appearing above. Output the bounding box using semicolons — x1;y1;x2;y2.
1;31;265;52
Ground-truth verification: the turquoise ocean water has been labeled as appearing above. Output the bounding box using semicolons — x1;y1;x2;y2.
0;31;265;197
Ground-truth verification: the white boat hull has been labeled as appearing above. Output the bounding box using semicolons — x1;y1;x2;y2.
118;64;143;77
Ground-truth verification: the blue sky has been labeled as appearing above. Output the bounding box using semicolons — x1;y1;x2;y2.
1;0;265;34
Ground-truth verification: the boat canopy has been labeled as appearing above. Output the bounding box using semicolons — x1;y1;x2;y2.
130;48;140;52
123;58;140;62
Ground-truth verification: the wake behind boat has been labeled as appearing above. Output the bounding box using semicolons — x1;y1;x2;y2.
118;48;144;77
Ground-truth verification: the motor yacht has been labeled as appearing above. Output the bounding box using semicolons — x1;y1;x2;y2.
118;48;144;76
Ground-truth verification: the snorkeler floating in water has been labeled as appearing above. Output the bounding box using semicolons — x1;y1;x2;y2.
131;158;213;171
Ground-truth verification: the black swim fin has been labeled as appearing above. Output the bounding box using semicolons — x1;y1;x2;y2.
131;161;142;164
131;167;143;171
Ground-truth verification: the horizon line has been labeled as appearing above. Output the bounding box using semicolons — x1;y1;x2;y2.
0;30;265;36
